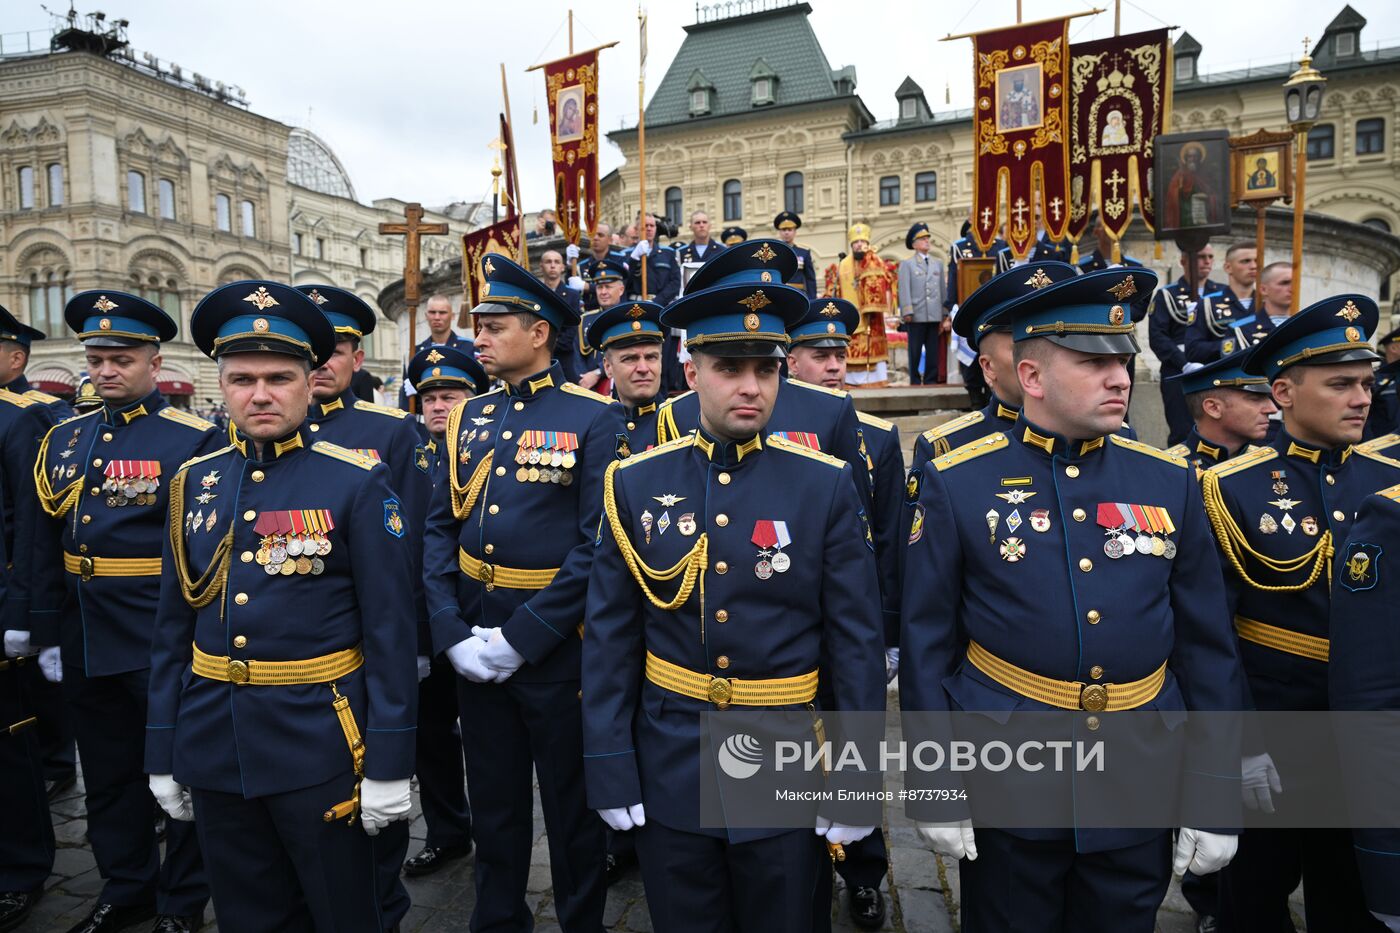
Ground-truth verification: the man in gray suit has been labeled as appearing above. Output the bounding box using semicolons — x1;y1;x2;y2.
897;222;947;384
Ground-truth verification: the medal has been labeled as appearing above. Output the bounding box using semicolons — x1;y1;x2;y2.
771;551;791;573
551;450;563;468
1104;537;1125;559
999;537;1026;562
280;560;295;576
515;447;529;465
1259;514;1278;534
1271;470;1289;496
1150;537;1166;557
287;536;304;557
264;562;280;575
528;467;540;482
311;557;325;575
562;452;577;469
528;448;541;465
551;468;563;484
1117;533;1134;552
317;537;332;556
751;519;791;574
641;510;654;544
1029;509;1051;533
516;467;529;482
270;539;287;564
255;548;271;565
1301;516;1319;536
560;471;573;486
295;556;313;575
1162;539;1177;560
1134;534;1154;555
755;558;774;579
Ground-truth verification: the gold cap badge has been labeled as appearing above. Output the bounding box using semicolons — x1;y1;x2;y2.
1107;277;1137;301
738;291;772;313
425;349;445;363
1337;300;1362;322
1024;268;1053;289
253;318;270;333
93;295;119;312
752;243;777;263
306;288;328;305
243;286;280;311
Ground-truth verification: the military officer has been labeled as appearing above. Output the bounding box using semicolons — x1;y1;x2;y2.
1201;294;1400;931
577;225;630;312
1163;352;1277;473
1151;249;1225;446
774;210;817;297
398;293;475;411
143;281;417;932
566;256;629;392
399;344;490;879
902;267;1244;932
721;225;749;246
587;299;667;453
582;243;885;932
675;210;723;267
422;253;624;931
27;291;217;933
628;213;681;306
946;220;1010;407
1366;324;1400;438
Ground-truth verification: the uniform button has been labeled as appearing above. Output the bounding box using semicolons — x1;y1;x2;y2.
489;504;500;515
102;432;113;442
79;544;88;554
1086;610;1101;624
81;514;91;524
715;609;729;622
92;458;102;467
310;423;320;432
1065;465;1080;478
1078;557;1093;572
1073;508;1086;522
233;635;247;648
716;655;730;669
1326;474;1336;486
1333;510;1346;522
251;470;265;482
243;510;256;521
484;544;495;555
627;422;636;431
718;473;731;485
495;466;506;476
502;431;513;440
241;551;254;563
1086;716;1101;731
715;561;728;574
234;593;249;606
90;487;100;496
1090;665;1104;680
716;514;729;527
577;689;583;699
514;402;524;411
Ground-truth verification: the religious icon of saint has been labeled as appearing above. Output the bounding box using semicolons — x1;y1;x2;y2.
1101;109;1130;146
1247;156;1277;191
558;95;583;139
998;68;1041;131
1164;141;1220;229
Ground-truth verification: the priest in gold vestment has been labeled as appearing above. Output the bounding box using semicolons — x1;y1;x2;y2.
833;222;893;387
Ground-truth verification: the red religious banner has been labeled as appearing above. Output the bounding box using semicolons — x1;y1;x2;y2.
1066;29;1172;246
971;19;1071;259
461;222;522;309
542;50;601;244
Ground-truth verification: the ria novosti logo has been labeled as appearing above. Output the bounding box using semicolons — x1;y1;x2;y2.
717;733;764;779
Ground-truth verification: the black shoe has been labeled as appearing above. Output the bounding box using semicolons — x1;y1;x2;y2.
0;890;42;933
402;843;473;877
605;849;637;886
1197;917;1218;933
849;886;885;930
65;902;157;933
151;917;199;933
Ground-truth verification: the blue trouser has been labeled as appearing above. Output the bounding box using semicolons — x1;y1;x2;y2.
65;663;207;916
635;821;823;933
417;654;472;848
32;672;75;780
959;828;1172;933
192;771;393;933
457;676;606;932
0;660;54;891
1218;826;1383;932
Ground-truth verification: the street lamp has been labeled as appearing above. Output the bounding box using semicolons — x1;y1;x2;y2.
1283;38;1327;313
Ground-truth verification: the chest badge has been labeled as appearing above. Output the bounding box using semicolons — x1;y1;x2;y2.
752;520;792;577
1029;509;1051;532
999;537;1026;562
677;513;696;536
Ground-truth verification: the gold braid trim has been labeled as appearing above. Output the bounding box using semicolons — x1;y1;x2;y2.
33;429;81;518
656;403;679;445
1201;469;1332;592
451;452;493;521
603;460;707;611
168;468;234;609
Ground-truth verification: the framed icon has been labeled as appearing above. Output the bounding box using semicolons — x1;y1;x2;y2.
1153;130;1232;237
1229;129;1294;206
995;63;1044;134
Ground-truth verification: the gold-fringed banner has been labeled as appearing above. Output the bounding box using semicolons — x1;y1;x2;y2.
461;223;521;309
971;18;1071;259
542;49;601;244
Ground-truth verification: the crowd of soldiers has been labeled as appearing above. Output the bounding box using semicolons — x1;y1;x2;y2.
2;204;1400;933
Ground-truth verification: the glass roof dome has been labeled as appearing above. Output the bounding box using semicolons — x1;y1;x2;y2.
287;128;356;200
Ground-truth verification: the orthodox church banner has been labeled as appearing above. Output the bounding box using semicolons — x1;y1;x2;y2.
462;222;523;310
1066;29;1172;244
971;18;1071;259
542;50;601;244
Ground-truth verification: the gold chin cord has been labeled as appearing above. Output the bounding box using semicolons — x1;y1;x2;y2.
322;683;366;824
1201;470;1333;592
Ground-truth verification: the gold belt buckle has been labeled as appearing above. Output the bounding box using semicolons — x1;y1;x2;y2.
227;659;250;685
708;677;733;710
1080;684;1108;712
477;561;495;591
79;556;94;582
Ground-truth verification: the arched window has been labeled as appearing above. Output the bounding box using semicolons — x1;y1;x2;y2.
723;179;742;221
47;164;64;207
215;194;232;232
127;170;146;213
783;172;803;214
664;186;683;226
240;199;256;237
158;179;176;219
17;167;34;210
27;269;69;337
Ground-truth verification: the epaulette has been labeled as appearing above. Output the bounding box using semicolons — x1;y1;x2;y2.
178;445;235;473
0;389;36;409
932;432;1007;472
617;434;694;470
473;386;505;402
856;410;895;432
353;400;411;419
158;407;217;431
1352;445;1400;468
53;408;100;429
23;389;60;405
1109;434;1188;468
559;382;614;404
1206;445;1277;479
311;441;379;470
1358;434;1400;455
767;434;845;469
787;377;847;398
1379;483;1400;503
922;410;985;443
1165;443;1190;459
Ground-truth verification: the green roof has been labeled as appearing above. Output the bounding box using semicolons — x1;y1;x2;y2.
642;2;852;128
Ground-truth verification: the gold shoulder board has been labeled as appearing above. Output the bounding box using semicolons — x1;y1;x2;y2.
178;445;234;473
617;435;694;471
159;407;217;431
353;400;411;419
767;434;846;469
856;410;895;433
787;377;848;398
1109;434;1188;468
923;409;985;443
0;389;35;409
312;441;379;470
1206;444;1277;479
1165;444;1190;459
23;389;60;405
1378;483;1400;503
933;432;1008;472
559;382;615;404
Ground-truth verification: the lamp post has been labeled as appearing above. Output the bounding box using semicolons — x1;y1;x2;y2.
1283;38;1327;314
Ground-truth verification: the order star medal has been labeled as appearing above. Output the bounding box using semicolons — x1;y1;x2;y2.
999;537;1026;562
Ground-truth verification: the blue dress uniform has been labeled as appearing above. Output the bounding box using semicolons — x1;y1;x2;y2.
1184;288;1264;364
1076;247;1145;274
1366;326;1400;438
567;256;629;386
1200;295;1400;932
399;329;475;410
774;211;817;298
629;241;681;306
27;292;215;927
145;281;418;932
901;269;1246;933
422;254;624;931
946;222;1010;407
675;239;723;266
578;248;630;312
1151;276;1223;446
1162;352;1273;474
583;247;885;933
993;230;1072;271
1360;433;1400;458
586;299;667;453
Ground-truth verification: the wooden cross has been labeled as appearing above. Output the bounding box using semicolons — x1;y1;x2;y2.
380;202;448;410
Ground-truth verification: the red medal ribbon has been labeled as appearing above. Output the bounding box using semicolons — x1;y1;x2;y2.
751;520;778;549
1095;503;1124;528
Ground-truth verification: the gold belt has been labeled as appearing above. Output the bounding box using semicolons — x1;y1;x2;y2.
1235;615;1330;662
63;552;161;582
191;643;364;686
644;650;818;710
966;641;1166;712
458;548;558;591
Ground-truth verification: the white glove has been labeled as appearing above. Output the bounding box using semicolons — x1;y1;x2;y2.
565;243;580;263
631;240;651;260
567;275;586;291
1372;912;1400;933
916;819;978;860
38;646;61;682
815;815;875;846
3;629;31;658
598;803;646;832
445;636;496;683
1173;828;1238;876
416;655;432;682
885;647;900;684
472;625;525;680
149;774;194;822
359;777;412;836
1242;752;1283;813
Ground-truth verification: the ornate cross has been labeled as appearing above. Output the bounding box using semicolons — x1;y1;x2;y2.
1105;169;1126;202
380;202;449;411
1011;197;1030;227
1049;197;1064;222
980;207;993;229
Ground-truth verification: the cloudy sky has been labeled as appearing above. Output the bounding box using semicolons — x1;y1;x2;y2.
17;0;1398;209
